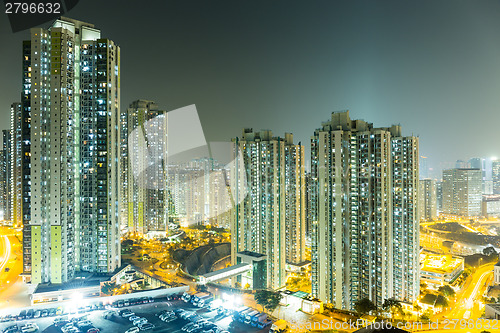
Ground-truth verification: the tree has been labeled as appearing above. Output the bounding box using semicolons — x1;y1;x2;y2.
101;282;117;296
122;239;134;247
413;303;422;315
254;290;283;313
438;285;455;298
483;246;497;257
196;284;208;292
354;298;377;316
382;299;403;320
435;296;449;308
420;311;431;323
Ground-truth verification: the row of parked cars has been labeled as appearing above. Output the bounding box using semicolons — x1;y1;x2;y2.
0;323;39;333
102;308;154;332
0;303;107;323
175;309;229;333
53;315;99;333
0;295;158;324
108;297;154;309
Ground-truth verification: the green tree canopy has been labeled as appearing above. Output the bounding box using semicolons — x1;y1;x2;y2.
196;284;208;293
354;298;377;316
254;290;283;313
382;299;403;319
101;282;117;296
438;285;455;297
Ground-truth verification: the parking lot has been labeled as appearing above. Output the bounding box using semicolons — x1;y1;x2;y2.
0;297;271;333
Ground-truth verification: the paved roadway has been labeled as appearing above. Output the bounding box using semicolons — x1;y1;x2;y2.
0;226;27;309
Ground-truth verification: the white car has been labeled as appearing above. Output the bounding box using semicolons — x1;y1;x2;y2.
162;315;177;323
133;318;148;326
61;324;75;333
125;327;140;333
77;320;93;328
21;323;39;333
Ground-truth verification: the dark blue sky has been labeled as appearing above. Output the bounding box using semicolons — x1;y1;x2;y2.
1;0;500;177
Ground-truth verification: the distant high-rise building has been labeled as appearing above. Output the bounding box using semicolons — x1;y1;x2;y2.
304;171;313;237
455;160;468;169
442;169;482;217
493;160;500;195
21;17;121;284
310;110;419;310
230;129;305;290
436;181;443;213
468;157;493;194
419;179;437;221
126;100;168;235
0;130;12;221
0;150;5;220
11;103;22;227
420;156;429;179
166;158;231;229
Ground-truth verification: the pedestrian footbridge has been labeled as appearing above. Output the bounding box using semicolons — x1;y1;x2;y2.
198;263;251;284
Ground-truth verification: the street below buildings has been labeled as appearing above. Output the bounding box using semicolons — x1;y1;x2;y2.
0;225;26;309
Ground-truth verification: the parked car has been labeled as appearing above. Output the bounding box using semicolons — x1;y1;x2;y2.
133;318;148;327
138;323;154;331
21;323;38;333
54;320;70;328
76;320;93;328
3;325;19;333
125;327;139;333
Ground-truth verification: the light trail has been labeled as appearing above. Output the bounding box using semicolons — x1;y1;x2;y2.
0;235;11;275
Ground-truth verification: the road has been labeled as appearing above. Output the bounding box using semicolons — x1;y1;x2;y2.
437;263;493;321
0;225;26;309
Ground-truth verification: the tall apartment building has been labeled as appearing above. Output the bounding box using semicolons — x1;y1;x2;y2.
0;150;5;221
11;103;22;227
304;172;313;237
230;129;305;290
126;100;168;235
419;179;437;221
167;158;232;229
442;168;482;217
493;160;500;195
0;130;12;221
20;17;121;284
469;157;493;194
310;110;419;310
436;181;443;213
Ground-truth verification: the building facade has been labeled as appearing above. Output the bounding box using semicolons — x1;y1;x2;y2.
310;110;419;310
482;195;500;218
230;129;305;290
11;103;22;227
20;17;121;284
126;100;168;235
493;160;500;195
0;129;12;221
419;179;437;221
442;168;482;217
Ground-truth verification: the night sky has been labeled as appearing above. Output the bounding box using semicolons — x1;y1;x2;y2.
1;0;500;177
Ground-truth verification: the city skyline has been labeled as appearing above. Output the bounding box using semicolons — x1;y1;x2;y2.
2;0;500;177
1;2;500;331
